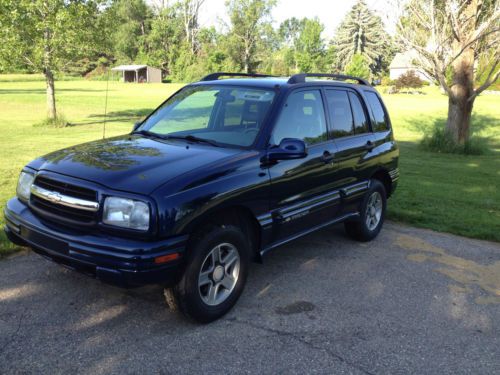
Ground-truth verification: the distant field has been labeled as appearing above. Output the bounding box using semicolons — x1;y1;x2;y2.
0;75;499;255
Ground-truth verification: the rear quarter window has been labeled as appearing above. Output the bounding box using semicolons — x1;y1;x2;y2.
365;91;389;132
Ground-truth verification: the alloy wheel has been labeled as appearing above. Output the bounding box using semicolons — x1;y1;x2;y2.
365;191;383;231
198;243;240;306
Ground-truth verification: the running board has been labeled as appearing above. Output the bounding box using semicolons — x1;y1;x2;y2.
259;212;360;259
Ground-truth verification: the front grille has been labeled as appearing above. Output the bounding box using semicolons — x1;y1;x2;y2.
30;176;98;226
34;175;97;201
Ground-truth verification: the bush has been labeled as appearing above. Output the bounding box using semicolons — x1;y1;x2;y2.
380;76;394;86
394;70;424;93
33;114;69;128
420;127;489;155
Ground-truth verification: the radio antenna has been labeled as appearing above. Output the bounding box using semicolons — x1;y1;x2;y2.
103;67;110;139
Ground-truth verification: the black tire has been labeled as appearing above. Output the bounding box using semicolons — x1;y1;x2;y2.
344;179;387;242
171;225;250;323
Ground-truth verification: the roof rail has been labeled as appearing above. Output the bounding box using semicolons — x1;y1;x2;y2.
287;73;370;86
201;72;276;81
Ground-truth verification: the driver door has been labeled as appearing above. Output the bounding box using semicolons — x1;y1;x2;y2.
266;89;340;242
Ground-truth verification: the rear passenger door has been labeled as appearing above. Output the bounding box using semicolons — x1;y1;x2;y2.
324;89;375;211
267;89;340;241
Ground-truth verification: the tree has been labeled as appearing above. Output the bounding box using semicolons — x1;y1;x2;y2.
333;0;393;75
294;18;326;72
146;4;185;72
394;70;424;93
109;0;152;63
344;53;371;80
275;17;327;73
0;0;101;121
181;0;205;54
395;0;500;144
225;0;276;73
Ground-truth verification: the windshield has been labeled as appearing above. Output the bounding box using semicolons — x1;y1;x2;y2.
138;85;276;147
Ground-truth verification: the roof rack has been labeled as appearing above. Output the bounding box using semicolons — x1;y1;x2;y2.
201;72;276;81
287;73;370;86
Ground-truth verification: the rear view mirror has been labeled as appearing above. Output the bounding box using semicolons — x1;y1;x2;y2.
266;138;307;162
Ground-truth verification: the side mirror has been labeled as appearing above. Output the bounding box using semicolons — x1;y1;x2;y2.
132;121;141;132
266;138;307;162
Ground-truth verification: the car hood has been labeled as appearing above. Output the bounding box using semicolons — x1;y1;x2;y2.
27;135;246;195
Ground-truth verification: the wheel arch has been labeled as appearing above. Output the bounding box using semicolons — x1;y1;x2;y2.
370;168;392;197
185;205;263;262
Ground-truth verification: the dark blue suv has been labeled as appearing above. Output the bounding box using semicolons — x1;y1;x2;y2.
5;73;399;322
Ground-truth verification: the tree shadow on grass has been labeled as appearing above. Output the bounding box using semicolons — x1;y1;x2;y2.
71;105;214;127
68;108;154;126
0;88;110;95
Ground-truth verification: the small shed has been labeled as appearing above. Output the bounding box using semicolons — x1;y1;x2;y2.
389;51;432;83
111;65;162;83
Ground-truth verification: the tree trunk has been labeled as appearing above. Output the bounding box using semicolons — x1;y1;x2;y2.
45;69;56;120
446;96;473;144
43;14;56;120
445;46;475;144
244;46;250;73
444;0;478;145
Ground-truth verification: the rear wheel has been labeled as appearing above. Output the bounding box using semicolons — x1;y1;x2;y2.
344;179;387;241
168;225;250;323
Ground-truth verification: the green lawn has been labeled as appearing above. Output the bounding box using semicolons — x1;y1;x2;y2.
0;75;499;256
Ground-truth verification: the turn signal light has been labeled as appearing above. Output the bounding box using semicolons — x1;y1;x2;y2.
154;253;181;264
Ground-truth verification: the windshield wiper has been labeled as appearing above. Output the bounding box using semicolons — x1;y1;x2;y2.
131;129;163;139
164;134;222;147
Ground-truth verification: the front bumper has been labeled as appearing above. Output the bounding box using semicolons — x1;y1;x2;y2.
4;197;187;288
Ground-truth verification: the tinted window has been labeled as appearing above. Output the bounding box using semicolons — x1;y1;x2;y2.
270;90;327;145
365;91;389;131
141;86;275;147
326;90;353;138
223;98;245;126
223;100;271;129
150;88;217;132
348;92;369;134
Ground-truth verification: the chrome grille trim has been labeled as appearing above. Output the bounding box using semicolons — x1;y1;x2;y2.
30;184;99;212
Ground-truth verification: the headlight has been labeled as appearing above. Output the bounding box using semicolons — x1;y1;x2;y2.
17;171;35;201
103;197;150;231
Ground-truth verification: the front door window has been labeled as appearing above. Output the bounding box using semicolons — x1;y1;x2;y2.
270;90;327;146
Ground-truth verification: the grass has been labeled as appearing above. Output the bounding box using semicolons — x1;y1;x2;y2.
382;87;500;241
0;76;499;256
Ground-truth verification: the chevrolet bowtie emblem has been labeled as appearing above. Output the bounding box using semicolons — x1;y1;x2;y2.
46;191;62;203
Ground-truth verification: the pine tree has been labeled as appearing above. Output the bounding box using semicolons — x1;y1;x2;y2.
344;54;370;80
333;0;391;75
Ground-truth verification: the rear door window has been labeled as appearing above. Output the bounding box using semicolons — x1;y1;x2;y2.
365;91;389;131
325;90;354;138
348;92;369;134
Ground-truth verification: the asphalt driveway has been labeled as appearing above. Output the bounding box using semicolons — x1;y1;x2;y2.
1;222;499;374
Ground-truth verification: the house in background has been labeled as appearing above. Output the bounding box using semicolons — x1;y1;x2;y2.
111;65;162;83
389;51;433;83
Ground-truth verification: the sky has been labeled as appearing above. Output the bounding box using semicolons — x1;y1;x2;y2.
196;0;398;38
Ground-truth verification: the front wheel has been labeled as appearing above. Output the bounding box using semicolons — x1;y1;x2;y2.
169;225;250;323
344;179;387;242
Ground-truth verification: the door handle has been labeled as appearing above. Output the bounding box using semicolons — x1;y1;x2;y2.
322;150;334;163
365;141;375;151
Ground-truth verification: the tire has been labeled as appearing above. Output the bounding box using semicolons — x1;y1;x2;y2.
344;179;387;242
170;225;250;323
